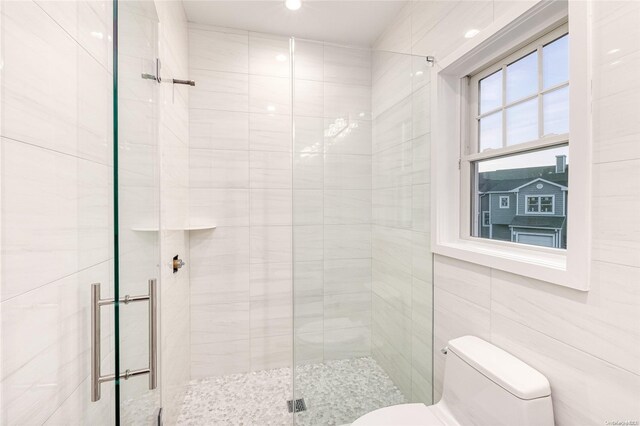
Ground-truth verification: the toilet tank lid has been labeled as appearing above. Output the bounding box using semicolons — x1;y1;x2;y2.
448;336;551;400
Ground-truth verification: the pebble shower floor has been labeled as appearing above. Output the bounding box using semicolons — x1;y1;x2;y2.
177;357;407;425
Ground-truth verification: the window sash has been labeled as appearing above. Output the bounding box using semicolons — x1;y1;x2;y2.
466;22;569;160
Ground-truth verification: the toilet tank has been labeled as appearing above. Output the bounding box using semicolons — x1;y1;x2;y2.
438;336;554;426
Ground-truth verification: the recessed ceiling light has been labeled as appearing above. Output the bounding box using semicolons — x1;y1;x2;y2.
285;0;301;11
276;54;287;62
464;29;480;39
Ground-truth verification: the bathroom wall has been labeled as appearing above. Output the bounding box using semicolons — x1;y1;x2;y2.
370;49;432;403
375;1;640;423
0;0;115;423
187;25;374;377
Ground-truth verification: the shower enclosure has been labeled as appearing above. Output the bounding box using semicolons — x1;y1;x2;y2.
0;0;432;423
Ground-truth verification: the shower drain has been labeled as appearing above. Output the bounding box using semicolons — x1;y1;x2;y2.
287;398;307;413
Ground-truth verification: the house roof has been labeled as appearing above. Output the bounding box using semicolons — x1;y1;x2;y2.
479;165;568;193
509;215;566;229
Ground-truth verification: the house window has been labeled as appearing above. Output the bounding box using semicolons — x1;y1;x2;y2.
482;211;490;227
469;24;569;250
526;195;554;214
499;196;510;208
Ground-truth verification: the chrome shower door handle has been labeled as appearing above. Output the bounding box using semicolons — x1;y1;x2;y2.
148;278;157;390
91;283;101;402
91;279;158;402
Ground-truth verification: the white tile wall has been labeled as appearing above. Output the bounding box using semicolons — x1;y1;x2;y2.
188;27;374;377
1;1;115;424
374;0;640;421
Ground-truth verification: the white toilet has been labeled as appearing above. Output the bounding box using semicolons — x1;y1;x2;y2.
352;336;554;426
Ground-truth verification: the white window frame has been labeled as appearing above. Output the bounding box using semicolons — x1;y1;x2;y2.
525;194;555;214
431;1;591;291
469;23;569;154
499;195;510;209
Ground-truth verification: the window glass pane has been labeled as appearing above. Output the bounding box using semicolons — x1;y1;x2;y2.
506;98;538;145
472;145;568;249
543;86;569;136
541;196;553;213
543;34;569;89
479;112;502;151
480;70;502;113
506;51;538;103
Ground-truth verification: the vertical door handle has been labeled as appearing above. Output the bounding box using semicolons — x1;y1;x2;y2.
91;279;158;402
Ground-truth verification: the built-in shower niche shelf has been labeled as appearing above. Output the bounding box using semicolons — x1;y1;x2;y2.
131;224;217;232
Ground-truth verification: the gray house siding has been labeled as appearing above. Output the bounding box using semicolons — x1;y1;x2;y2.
493;224;511;241
490;193;516;224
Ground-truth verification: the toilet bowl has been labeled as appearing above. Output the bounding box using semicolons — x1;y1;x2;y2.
352;336;554;426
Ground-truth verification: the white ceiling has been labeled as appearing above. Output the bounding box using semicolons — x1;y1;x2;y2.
182;0;408;47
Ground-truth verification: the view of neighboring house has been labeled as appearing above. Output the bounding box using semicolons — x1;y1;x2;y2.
477;155;568;249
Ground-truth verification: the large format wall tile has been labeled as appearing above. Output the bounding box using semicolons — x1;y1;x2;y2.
189;69;249;112
249;33;290;78
1;139;111;301
189;27;248;73
1;263;113;425
324;45;372;86
592;159;640;267
434;256;490;309
189;25;374;375
491;264;640;375
190;149;249;189
249;75;291;115
249;112;291;152
492;314;640;425
190;109;249;150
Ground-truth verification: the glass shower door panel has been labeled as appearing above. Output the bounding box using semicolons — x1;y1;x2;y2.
116;0;161;423
292;46;433;425
0;0;115;424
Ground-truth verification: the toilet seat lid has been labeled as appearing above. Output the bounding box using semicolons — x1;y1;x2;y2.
351;403;445;426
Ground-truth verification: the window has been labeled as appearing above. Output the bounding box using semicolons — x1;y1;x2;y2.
482;211;490;226
526;195;554;214
499;196;510;208
432;0;591;291
469;24;569;250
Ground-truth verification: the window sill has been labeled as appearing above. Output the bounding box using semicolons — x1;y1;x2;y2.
432;238;575;288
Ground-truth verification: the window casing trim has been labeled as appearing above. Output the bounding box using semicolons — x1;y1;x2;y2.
430;0;591;291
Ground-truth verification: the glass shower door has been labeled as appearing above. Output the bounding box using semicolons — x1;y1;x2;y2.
0;0;116;424
291;42;433;425
114;0;161;423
